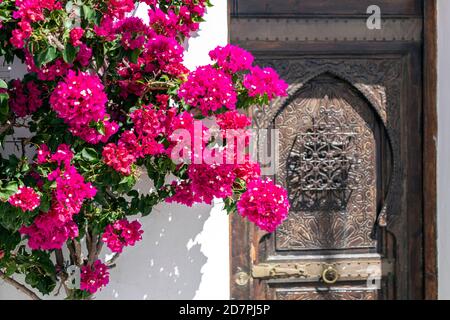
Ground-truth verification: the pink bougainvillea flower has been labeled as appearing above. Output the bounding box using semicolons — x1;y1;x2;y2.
26;57;71;81
216;111;252;130
94;16;116;40
69;119;119;144
143;35;187;77
50;70;116;143
148;8;180;38
114;17;152;50
237;178;290;232
102;142;136;176
10;0;62;47
188;163;236;204
178;65;237;116
36;144;50;164
106;0;135;19
76;43;93;67
19;208;79;250
145;0;208;36
243;66;289;100
10;23;31;48
12;0;62;23
233;158;261;184
8;79;43;117
101;105;167;175
209;44;254;73
165;180;203;207
102;219;143;253
80;260;110;294
48;164;97;215
69;27;84;46
50;70;107;127
21;144;96;250
49;143;73;166
8;186;40;212
130;104;165;139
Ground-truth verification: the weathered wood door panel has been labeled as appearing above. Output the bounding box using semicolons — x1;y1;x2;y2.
229;0;430;300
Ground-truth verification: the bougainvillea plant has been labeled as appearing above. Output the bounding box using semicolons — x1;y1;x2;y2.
0;0;290;299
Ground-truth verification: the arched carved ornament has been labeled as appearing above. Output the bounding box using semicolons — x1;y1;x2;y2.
251;58;402;251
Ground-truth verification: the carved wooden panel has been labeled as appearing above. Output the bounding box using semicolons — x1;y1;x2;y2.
251;59;401;126
252;58;402;228
276;287;377;300
274;74;377;250
286;107;359;212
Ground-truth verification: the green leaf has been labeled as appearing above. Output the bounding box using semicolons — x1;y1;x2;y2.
96;121;105;135
154;174;165;190
129;48;140;64
127;190;139;198
62;43;78;64
0;79;7;89
81;147;99;162
0;225;21;252
39;193;51;213
35;47;58;68
138;193;159;216
0;92;9;116
0;181;18;201
33;251;56;276
93;189;108;206
68;289;92;300
25;271;56;295
4;261;18;276
81;5;95;21
0;202;28;231
117;175;137;193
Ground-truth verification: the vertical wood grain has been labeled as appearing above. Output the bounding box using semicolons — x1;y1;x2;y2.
423;0;438;300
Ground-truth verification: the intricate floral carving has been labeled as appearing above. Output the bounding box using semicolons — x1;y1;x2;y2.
252;57;402;231
276;288;377;300
286;103;360;212
274;74;377;250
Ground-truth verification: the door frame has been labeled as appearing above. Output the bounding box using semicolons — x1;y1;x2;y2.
422;0;437;300
228;0;438;300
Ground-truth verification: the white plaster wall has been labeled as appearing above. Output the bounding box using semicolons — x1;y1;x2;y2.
437;0;450;300
0;0;230;300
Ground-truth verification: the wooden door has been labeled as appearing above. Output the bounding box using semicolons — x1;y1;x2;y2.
229;0;436;300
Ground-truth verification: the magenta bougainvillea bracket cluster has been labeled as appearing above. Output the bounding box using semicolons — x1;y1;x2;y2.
0;0;290;299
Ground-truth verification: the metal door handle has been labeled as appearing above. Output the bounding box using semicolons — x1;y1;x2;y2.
252;263;307;279
321;265;339;284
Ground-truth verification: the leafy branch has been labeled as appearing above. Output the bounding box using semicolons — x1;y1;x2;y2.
0;270;42;300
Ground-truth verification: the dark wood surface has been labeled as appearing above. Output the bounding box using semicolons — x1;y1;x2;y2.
229;0;437;300
423;0;438;300
230;0;422;17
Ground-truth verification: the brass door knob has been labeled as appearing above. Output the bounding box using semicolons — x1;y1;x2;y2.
322;265;339;284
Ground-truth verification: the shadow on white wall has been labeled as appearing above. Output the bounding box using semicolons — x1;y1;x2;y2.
95;172;212;300
97;201;211;300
